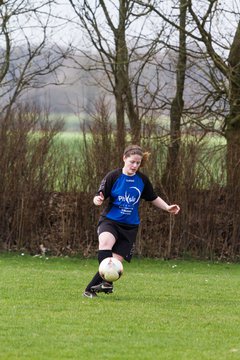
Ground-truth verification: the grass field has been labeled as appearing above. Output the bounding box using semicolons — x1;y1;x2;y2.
0;254;239;360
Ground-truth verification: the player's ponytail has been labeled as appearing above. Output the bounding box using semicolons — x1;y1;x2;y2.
141;151;151;167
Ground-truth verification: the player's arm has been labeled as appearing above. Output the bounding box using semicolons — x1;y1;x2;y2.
152;197;180;215
93;169;121;207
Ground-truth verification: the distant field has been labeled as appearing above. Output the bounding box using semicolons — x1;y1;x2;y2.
50;113;84;132
48;130;227;191
42;113;228;190
0;253;239;360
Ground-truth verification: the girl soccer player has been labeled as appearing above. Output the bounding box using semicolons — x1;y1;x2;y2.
83;145;180;298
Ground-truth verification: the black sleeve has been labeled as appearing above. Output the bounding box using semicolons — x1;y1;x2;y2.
96;168;122;199
138;172;158;201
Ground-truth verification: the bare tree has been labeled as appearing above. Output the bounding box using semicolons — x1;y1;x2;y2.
161;0;187;193
185;0;240;189
136;0;240;189
68;0;162;151
0;0;72;117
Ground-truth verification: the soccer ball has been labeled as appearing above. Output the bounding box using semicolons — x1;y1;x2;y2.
99;257;123;282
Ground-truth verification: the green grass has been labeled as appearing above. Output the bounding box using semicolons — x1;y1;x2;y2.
0;254;239;360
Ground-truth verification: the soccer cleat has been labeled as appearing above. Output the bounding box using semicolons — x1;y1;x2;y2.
91;282;113;294
83;290;98;298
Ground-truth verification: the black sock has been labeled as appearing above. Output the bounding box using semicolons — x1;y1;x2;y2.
85;271;103;292
98;249;112;264
85;250;113;291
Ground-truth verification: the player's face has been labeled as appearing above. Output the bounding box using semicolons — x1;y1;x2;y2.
123;154;142;175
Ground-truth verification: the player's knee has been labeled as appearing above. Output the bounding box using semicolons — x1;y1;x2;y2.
99;232;115;249
112;253;123;262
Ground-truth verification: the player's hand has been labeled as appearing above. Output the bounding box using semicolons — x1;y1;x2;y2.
167;204;180;214
93;192;104;206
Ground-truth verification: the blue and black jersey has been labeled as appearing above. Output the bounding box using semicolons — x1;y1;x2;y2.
96;168;157;225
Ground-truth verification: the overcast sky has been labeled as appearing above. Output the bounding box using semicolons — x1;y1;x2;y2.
4;0;238;51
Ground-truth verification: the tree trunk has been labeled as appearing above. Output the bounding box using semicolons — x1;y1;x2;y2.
115;89;126;155
226;21;240;191
225;21;240;256
162;0;187;195
115;0;141;145
125;84;141;144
